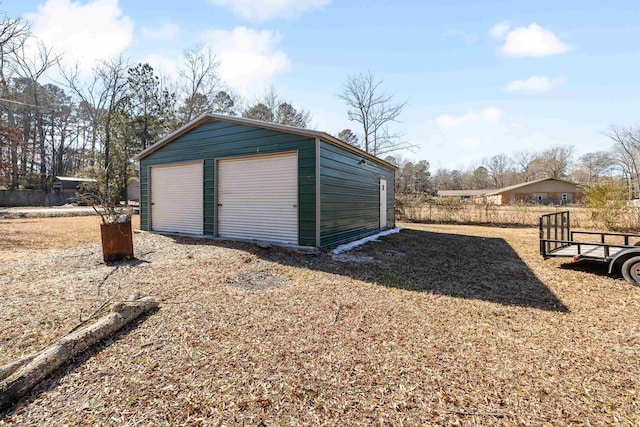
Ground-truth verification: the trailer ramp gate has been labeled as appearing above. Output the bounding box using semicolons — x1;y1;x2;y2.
539;211;571;258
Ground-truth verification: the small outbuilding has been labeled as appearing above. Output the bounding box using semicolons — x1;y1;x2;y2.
484;177;583;205
52;176;96;191
50;176;97;205
127;179;140;202
134;113;396;248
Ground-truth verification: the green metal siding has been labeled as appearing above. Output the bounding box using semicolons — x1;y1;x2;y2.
139;121;316;246
319;141;395;247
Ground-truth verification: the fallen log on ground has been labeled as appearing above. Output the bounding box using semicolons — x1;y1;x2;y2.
0;295;158;411
0;351;45;384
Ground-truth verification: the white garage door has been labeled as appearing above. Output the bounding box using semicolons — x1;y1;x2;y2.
217;153;298;244
151;162;203;235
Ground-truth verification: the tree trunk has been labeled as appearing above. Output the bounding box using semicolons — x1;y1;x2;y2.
104;112;111;192
55;127;66;176
0;296;158;411
8;110;18;189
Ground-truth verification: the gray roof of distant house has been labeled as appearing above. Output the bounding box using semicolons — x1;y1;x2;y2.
484;177;581;195
437;190;490;197
437;178;582;198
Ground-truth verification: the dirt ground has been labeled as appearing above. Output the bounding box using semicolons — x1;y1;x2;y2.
0;216;638;426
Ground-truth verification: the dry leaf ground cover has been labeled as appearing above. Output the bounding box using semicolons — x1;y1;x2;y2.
0;216;639;426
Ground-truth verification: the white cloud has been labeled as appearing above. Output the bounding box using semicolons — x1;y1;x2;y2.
25;0;134;74
482;107;502;122
505;75;567;92
199;27;290;93
436;107;502;128
208;0;331;22
491;22;570;57
142;22;179;40
489;21;510;39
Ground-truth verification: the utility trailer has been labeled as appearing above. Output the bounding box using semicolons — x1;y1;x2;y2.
540;211;640;286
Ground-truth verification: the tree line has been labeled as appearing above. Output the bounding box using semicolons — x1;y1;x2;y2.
2;7;639;203
389;135;640;198
0;6;409;201
1;3;415;200
0;10;318;197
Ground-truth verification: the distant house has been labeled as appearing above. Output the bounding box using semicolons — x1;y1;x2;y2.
484;178;583;205
436;178;584;206
436;189;489;202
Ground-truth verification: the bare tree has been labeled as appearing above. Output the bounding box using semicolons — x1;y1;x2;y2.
605;125;640;198
338;71;411;157
0;10;30;188
540;145;574;179
433;168;464;190
0;9;30;86
513;150;536;181
178;46;221;123
13;41;60;191
483;154;513;188
257;86;279;113
93;57;129;191
243;87;311;128
572;151;616;184
45;84;76;178
62;56;129;190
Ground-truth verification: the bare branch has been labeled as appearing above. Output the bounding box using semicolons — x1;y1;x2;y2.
604;124;640;198
338;71;410;156
0;10;30;85
178;45;220;123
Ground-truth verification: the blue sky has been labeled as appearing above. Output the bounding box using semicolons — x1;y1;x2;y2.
6;0;640;170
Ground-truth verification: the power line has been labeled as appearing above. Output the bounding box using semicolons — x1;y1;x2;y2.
0;97;50;110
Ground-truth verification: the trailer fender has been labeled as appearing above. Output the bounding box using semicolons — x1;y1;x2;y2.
608;248;640;274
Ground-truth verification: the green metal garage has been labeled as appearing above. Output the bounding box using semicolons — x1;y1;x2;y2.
134;113;396;248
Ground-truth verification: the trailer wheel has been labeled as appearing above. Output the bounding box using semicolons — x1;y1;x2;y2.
621;256;640;286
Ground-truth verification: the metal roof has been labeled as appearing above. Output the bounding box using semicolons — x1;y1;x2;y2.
133;113;397;170
436;178;582;197
54;176;97;182
484;177;581;195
